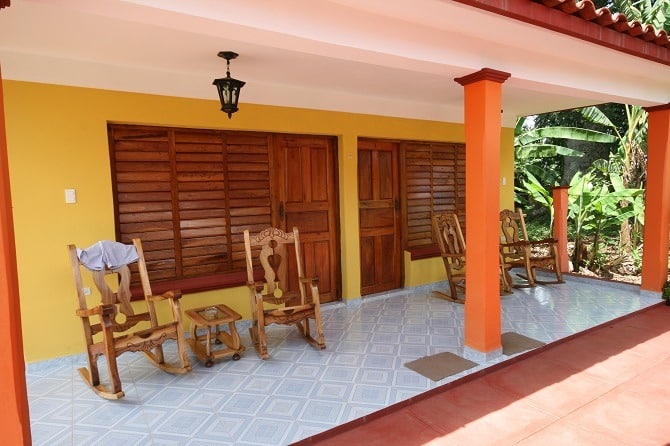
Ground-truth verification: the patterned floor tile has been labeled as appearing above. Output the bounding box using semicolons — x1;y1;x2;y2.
28;396;71;421
285;420;338;445
350;384;390;405
218;392;268;416
273;378;316;398
310;381;352;401
76;402;143;429
145;386;198;409
30;422;72;445
25;277;660;445
239;417;291;445
153;409;214;437
94;430;152;446
298;399;345;423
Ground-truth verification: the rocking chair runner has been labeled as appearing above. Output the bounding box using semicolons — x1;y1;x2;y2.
68;239;191;400
244;227;326;359
499;208;564;287
432;213;511;303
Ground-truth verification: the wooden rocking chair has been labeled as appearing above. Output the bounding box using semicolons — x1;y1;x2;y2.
68;239;191;400
244;227;326;359
499;208;564;287
432;213;511;303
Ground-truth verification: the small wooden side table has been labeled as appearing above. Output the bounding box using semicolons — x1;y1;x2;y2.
185;304;245;367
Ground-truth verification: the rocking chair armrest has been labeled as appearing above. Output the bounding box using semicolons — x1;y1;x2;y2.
300;277;321;304
75;304;114;318
441;252;466;260
528;238;558;246
500;240;531;249
247;281;266;293
299;276;319;286
146;290;183;302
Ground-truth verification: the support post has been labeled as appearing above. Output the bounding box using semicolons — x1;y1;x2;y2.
0;66;32;444
641;104;670;293
552;186;570;273
455;68;510;358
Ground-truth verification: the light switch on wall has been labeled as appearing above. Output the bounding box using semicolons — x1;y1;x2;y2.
65;188;77;204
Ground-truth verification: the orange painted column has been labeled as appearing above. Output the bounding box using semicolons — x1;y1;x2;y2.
0;66;32;445
455;68;510;354
641;104;670;293
552;186;570;272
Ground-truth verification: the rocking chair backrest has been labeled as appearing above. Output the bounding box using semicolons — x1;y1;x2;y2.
499;207;563;287
244;227;306;300
432;213;466;268
500;208;530;244
244;226;325;359
69;241;150;331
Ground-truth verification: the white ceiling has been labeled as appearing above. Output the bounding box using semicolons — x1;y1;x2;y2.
1;0;669;125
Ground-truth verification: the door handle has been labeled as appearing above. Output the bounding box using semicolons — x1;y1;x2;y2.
279;201;285;220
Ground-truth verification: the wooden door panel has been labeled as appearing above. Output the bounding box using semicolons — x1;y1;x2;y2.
360;205;395;228
359;237;375;289
285;211;329;233
380;234;397;283
358;140;402;295
358;150;373;200
301;240;333;296
358;233;399;292
275;135;340;303
308;147;329;201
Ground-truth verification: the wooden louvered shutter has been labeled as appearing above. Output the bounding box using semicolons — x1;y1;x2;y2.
174;130;228;277
401;141;465;250
110;126;177;282
109;125;273;289
224;132;273;271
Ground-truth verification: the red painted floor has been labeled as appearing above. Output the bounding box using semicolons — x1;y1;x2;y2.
295;303;670;446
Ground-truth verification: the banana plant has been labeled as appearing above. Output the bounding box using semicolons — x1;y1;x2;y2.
568;169;643;271
514;116;618;218
519;171;555;230
515;124;617;159
580;105;648;250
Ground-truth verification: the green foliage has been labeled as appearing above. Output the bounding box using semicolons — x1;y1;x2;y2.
663;280;670;300
610;0;670;32
523;216;553;240
518;171;554;229
513;116;619;217
514;0;666;276
567;169;644;270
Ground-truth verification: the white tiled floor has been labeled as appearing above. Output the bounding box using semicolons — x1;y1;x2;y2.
26;272;660;445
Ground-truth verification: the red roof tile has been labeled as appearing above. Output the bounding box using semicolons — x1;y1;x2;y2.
452;0;670;65
533;0;670;48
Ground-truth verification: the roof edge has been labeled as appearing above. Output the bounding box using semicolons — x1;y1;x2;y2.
451;0;670;66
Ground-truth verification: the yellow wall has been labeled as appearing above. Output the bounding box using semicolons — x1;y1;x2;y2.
3;80;514;362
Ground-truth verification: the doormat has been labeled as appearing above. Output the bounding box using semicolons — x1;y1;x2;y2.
502;332;546;356
404;352;478;381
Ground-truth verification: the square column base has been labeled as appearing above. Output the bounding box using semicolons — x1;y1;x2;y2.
463;346;503;363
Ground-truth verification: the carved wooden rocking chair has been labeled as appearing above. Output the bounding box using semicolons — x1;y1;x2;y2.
499;208;564;287
68;239;191;400
432;213;511;303
244;227;326;359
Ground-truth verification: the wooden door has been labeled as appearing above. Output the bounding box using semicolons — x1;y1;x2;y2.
274;135;340;303
358;139;402;295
